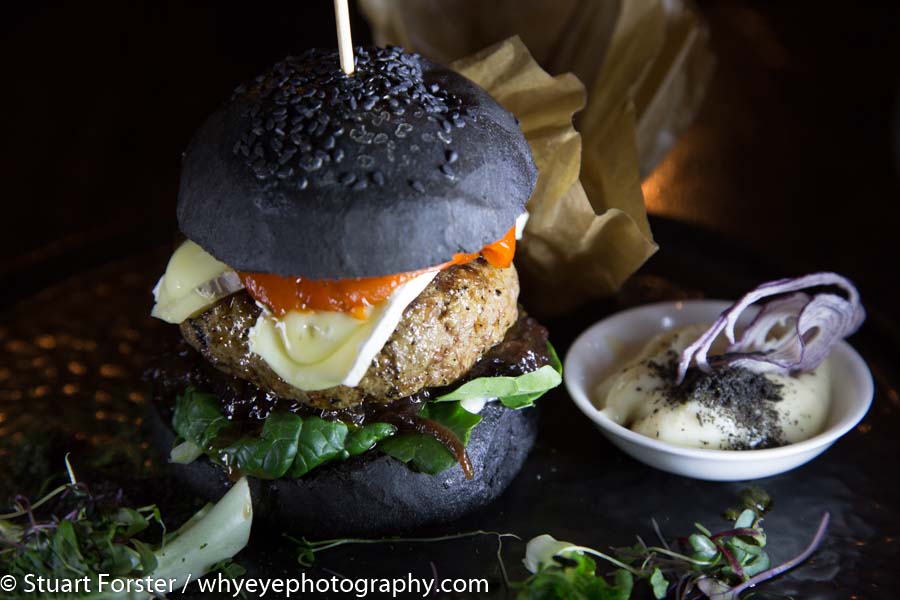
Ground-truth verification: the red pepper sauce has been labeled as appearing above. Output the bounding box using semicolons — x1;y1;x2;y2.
240;226;517;318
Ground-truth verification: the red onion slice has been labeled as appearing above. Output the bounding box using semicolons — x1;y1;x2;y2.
676;273;864;383
195;271;244;300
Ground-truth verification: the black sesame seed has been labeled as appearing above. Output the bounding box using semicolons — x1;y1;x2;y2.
339;172;356;186
277;148;297;164
233;46;468;194
361;96;377;111
410;179;425;192
446;149;458;163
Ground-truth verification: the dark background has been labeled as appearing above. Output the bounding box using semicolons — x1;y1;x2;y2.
1;1;898;311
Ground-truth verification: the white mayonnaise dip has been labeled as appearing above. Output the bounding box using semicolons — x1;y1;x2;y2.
593;325;831;450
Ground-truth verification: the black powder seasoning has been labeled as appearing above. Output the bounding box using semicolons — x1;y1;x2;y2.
649;350;787;450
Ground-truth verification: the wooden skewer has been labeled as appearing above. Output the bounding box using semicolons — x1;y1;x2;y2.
333;0;354;75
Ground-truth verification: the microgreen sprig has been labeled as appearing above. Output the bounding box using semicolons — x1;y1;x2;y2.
286;487;830;600
0;456;165;593
520;486;830;600
0;458;253;599
287;530;521;590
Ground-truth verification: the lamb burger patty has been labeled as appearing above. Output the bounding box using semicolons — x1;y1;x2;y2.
180;259;519;410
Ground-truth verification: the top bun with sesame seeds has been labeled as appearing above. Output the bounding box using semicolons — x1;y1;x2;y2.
176;46;537;280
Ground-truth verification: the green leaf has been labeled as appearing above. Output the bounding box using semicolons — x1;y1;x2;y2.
100;543;141;576
113;507;149;538
611;569;634;600
437;364;561;404
380;402;482;474
289;416;350;477
170;439;204;464
217;411;302;478
166;341;564;482
50;520;88;576
733;508;756;529
650;568;668;599
172;387;400;480
435;342;563;410
742;551;771;577
346;422;397;455
130;539;158;574
688;533;719;561
724;538;749;568
728;486;771;519
173;387;231;449
516;552;633;600
727;535;763;557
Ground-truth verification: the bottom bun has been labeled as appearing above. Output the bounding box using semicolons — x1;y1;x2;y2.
146;399;538;537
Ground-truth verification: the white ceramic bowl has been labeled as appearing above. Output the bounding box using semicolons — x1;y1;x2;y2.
565;300;873;481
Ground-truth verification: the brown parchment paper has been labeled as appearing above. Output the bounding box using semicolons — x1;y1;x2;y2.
359;0;714;315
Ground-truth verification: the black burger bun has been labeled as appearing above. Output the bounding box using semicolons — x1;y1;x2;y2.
146;397;538;537
177;46;537;280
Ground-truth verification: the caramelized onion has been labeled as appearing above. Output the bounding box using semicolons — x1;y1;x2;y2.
383;413;474;480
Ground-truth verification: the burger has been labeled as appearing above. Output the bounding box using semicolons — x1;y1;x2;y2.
147;46;561;537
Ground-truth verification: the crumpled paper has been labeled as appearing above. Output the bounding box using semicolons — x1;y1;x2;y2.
359;0;713;315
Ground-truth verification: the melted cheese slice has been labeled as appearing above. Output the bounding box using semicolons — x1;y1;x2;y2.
151;241;229;324
150;240;438;391
248;271;437;391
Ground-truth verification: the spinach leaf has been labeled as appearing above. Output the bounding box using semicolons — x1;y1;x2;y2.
173;387;231;448
379;402;482;475
289;420;399;476
172;387;398;479
435;342;563;410
346;422;397;455
289;417;349;477
217;411;302;479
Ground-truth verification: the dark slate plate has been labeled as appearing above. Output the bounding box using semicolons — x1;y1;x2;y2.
1;218;896;599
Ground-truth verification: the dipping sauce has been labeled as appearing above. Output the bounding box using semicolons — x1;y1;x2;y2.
594;325;831;450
